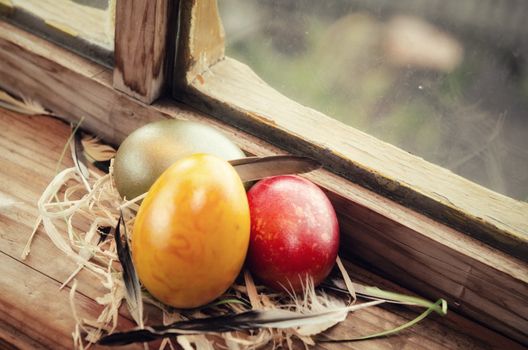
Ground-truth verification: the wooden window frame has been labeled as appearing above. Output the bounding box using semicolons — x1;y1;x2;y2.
113;0;175;103
173;0;528;260
0;0;526;345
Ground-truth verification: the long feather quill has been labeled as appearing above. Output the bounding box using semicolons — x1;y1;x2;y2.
99;300;383;346
114;212;144;328
70;126;91;191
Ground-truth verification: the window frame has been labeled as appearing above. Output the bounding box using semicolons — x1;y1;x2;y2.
113;0;175;103
0;0;526;345
173;0;528;261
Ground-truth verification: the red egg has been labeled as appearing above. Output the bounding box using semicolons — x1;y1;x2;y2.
246;175;339;292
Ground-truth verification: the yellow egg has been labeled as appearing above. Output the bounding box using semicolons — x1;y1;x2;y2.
132;154;250;308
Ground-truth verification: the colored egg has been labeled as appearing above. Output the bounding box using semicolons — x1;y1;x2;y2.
114;119;245;199
132;154;250;308
246;175;339;292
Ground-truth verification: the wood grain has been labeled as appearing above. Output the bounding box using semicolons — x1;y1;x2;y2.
0;251;141;350
0;21;527;345
0;114;143;349
113;0;173;103
0;109;523;350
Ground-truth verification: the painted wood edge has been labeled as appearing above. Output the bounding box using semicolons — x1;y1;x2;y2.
112;0;174;103
0;2;114;67
0;21;526;344
173;0;225;87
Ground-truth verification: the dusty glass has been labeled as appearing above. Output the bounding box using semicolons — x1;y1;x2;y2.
219;0;528;201
1;0;115;66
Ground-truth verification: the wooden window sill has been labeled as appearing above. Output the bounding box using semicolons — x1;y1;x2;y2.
0;108;523;350
0;20;527;346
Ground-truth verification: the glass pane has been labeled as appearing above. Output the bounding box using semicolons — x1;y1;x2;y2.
1;0;115;66
219;0;528;201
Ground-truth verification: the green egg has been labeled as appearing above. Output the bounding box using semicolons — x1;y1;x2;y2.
114;119;245;199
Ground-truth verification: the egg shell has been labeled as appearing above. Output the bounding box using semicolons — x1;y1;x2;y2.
132;154;250;308
114;119;245;200
246;175;339;292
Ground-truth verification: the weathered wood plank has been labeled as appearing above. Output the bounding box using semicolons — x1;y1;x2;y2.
0;113;154;349
0;114;111;300
0;24;160;143
0;17;104;77
0;249;141;349
0;20;527;345
113;0;173;103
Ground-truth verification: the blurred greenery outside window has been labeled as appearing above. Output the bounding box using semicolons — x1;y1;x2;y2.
0;0;115;66
219;0;528;201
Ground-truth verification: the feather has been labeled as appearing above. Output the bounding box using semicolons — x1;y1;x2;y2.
81;135;116;162
324;280;447;315
230;155;321;182
286;277;348;336
98;300;382;346
114;212;144;328
69;125;91;191
97;226;112;245
0;89;51;115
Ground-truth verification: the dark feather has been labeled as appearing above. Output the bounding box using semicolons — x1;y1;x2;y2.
92;160;111;174
99;311;262;345
97;226;112;245
230;155;321;182
99;301;382;346
69;126;90;189
114;212;143;326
